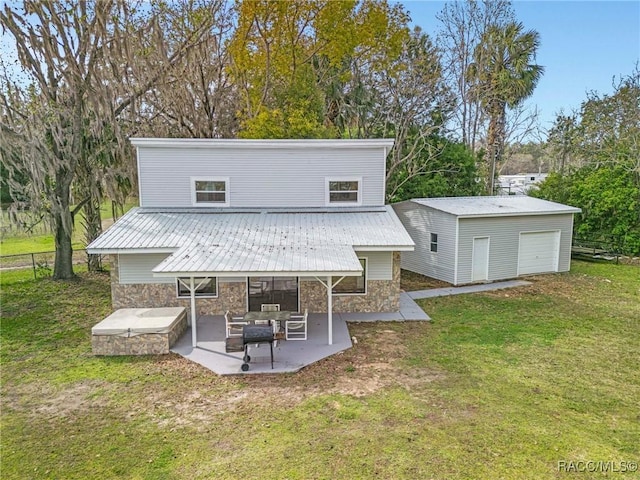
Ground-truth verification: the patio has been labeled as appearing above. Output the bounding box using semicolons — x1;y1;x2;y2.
170;291;430;375
171;312;353;375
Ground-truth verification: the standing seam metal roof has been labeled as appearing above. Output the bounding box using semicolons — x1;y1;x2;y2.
87;206;414;275
409;196;581;217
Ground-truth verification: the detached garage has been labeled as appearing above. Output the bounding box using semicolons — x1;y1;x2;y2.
392;196;581;285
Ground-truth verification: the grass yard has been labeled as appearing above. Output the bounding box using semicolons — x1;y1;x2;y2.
0;199;137;256
1;261;639;479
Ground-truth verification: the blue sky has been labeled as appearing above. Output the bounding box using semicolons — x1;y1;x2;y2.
403;1;640;131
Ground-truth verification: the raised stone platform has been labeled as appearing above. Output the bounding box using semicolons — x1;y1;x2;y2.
92;307;187;356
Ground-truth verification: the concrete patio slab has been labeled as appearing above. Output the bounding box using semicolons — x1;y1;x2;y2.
171;294;432;374
171;313;352;375
408;279;532;300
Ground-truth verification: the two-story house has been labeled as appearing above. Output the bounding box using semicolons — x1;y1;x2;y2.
87;139;415;347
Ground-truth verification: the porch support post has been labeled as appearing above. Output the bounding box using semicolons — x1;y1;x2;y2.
327;275;333;345
190;276;197;348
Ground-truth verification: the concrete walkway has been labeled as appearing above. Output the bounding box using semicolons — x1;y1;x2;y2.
408;279;531;300
338;292;430;322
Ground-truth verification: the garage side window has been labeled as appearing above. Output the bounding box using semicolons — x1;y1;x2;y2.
430;233;438;252
177;277;217;298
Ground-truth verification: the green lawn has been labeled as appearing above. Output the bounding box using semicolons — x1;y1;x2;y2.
1;261;638;479
0;200;137;256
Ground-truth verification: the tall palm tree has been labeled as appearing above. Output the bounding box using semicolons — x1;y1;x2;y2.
468;21;544;194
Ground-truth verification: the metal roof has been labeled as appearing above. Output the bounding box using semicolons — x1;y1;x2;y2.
130;138;395;149
152;243;363;277
409;196;581;218
87;206;414;276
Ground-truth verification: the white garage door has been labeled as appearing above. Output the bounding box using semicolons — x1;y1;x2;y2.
518;231;560;275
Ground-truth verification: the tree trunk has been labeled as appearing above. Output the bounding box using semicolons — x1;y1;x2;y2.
52;179;76;280
485;115;497;194
485;100;506;194
53;214;75;279
84;197;103;271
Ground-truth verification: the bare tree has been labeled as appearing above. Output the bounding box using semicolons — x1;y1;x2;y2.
139;0;239;138
1;0;218;278
378;29;454;201
499;104;544;175
335;27;454;200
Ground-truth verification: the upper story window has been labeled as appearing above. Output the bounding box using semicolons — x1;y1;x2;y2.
326;177;361;205
191;177;229;207
430;233;438;252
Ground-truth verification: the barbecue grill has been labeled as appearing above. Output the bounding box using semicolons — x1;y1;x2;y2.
241;324;275;371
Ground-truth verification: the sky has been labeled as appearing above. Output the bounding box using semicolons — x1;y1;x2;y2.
403;0;640;132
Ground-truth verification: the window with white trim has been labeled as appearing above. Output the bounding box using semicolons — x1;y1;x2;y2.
327;178;360;204
333;258;366;295
430;233;438;252
176;277;217;298
192;177;228;206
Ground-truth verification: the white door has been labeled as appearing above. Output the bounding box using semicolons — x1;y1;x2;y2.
518;231;560;275
472;237;490;282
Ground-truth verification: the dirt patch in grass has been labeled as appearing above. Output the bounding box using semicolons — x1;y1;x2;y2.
4;380;112;418
400;269;450;291
481;271;604;303
83;323;446;430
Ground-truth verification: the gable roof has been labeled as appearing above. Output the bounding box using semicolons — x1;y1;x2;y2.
409;196;581;218
87;206;414;277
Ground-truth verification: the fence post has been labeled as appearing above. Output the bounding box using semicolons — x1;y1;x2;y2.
31;253;36;280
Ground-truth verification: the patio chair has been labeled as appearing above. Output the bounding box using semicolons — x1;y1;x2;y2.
261;303;280;312
225;310;247;338
286;308;308;341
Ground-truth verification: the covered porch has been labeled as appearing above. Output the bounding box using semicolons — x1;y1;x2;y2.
171;312;352;375
153;242;366;348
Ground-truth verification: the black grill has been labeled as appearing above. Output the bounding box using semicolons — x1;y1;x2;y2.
241;324;274;371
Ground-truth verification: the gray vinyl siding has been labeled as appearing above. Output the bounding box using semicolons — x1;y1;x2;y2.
118;253;173;284
392;202;457;284
299;250;393;282
119;254;242;285
356;251;393;281
456;213;574;284
138;146;385;208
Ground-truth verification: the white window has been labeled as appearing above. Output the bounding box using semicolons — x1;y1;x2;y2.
333;258;367;295
430;233;438;253
191;177;229;206
176;277;217;298
326;178;361;205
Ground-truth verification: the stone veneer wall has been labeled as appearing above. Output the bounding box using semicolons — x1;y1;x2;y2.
300;252;401;313
109;255;246;317
92;313;187;355
109;252;401;315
